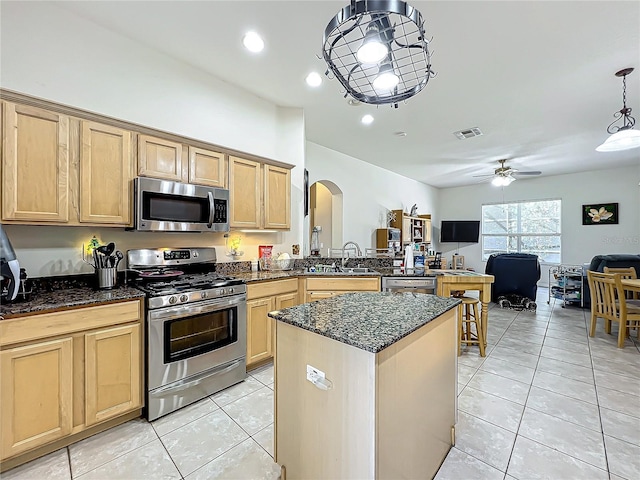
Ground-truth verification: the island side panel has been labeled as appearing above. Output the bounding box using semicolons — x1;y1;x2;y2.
275;321;376;479
375;308;457;479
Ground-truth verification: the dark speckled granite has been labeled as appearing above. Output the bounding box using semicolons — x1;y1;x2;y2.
0;286;145;318
268;291;460;353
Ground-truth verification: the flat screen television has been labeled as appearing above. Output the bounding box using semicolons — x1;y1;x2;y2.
440;220;480;243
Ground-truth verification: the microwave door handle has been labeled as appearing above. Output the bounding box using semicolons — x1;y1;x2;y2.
207;191;214;228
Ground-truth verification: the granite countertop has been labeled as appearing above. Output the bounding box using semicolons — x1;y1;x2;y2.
268;291;460;353
0;286;146;318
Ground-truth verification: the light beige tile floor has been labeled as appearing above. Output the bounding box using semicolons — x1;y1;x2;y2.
4;289;640;480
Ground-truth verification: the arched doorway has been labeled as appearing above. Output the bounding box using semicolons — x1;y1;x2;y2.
309;180;343;256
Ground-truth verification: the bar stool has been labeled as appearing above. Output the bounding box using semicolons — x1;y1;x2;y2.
458;297;485;357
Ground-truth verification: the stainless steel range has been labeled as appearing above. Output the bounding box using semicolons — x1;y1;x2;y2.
128;248;247;421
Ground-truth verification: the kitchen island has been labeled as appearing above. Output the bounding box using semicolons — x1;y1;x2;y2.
268;292;460;479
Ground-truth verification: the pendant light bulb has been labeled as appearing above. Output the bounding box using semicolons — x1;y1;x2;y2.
373;64;399;91
356;25;388;64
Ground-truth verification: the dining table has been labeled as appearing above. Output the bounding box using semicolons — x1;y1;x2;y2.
621;278;640;294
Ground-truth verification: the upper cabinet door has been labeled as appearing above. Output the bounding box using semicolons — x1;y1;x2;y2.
264;165;291;230
79;121;132;225
188;146;226;188
2;103;69;222
137;135;185;182
229;156;261;228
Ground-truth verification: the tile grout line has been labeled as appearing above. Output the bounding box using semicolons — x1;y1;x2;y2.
500;305;547;478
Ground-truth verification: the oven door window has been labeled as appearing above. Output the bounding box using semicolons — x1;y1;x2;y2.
143;191;209;224
164;308;237;363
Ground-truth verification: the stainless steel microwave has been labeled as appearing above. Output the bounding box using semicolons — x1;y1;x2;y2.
133;177;229;232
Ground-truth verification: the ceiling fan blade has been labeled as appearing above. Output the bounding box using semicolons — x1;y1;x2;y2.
513;170;542;176
472;174;496;178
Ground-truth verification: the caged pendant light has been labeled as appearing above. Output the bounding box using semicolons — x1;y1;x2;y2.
596;67;640;152
322;0;435;107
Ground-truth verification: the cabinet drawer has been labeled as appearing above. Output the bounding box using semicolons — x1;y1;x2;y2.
0;300;142;347
305;277;380;292
247;278;298;300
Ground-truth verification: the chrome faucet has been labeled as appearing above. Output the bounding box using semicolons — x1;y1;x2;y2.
341;241;362;267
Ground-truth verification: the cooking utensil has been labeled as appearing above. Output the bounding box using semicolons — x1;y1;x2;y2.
114;250;124;269
104;242;116;257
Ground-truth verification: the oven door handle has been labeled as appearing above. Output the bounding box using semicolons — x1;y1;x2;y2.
207;191;214;228
149;295;246;322
152;358;245;394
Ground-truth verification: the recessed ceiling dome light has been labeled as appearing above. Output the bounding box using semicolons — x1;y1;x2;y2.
361;114;374;125
305;72;322;87
243;31;264;53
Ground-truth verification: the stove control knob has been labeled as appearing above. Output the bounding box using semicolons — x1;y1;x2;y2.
201;291;208;299
169;296;177;305
227;287;235;294
180;294;189;303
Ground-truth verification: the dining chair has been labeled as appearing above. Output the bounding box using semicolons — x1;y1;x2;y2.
604;266;639;299
587;270;640;348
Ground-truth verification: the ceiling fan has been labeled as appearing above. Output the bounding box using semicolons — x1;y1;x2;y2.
474;159;542;186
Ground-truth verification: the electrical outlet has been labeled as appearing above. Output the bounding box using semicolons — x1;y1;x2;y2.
306;364;325;383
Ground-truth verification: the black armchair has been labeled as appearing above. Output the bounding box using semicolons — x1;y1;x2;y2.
485;253;541;303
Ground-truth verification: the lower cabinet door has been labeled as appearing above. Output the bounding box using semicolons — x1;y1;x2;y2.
247;297;274;367
85;324;141;426
1;337;73;459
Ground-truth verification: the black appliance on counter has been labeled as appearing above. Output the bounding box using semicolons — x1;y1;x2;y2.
1;225;20;302
127;247;247;421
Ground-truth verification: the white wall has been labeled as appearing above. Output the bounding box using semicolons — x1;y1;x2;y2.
1;2;305;276
306;142;439;254
438;165;640;283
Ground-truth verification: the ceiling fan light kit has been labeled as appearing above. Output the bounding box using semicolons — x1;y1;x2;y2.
475;159;542;187
596;67;640;152
322;0;434;106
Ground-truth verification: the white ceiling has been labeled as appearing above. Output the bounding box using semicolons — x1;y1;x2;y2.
58;0;640;188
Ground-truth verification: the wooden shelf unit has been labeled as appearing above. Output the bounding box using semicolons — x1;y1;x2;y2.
390;210;432;248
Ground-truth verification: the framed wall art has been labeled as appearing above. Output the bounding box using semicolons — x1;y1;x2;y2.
582;202;618;225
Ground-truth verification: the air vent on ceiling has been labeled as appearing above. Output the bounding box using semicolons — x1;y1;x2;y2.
453;127;483;140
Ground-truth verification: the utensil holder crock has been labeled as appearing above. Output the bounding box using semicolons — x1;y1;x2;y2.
96;267;117;290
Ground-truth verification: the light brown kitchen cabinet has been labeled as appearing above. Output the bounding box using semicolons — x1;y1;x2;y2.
229;156;261;228
0;337;73;459
229;156;291;230
84;323;141;426
188;146;227;188
137;134;184;182
1;102;70;222
303;277;380;303
0;299;143;467
246;279;299;369
79;121;133;225
264;164;291;229
246;297;274;367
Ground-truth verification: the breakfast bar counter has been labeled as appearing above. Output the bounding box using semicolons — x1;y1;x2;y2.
268;292;460;479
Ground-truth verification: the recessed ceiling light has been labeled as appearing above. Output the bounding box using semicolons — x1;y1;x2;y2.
361;114;374;125
305;72;322;87
243;31;264;53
